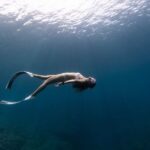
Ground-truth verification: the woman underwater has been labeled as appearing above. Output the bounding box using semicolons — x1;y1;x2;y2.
0;71;96;105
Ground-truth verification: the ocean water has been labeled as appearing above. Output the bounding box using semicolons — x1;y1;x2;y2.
0;0;150;149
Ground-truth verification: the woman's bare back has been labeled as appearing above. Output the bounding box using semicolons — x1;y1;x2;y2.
53;72;84;82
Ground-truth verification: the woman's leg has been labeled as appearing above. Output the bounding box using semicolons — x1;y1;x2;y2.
6;71;52;90
29;72;53;79
25;76;60;100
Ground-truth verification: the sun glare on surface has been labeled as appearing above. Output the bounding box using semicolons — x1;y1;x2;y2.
0;0;148;35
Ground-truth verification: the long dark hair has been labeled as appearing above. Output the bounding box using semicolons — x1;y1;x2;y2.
72;81;89;92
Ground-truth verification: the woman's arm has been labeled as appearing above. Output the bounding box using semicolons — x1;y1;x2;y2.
55;79;84;87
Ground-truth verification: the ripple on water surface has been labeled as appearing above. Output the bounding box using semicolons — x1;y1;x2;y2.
0;0;149;36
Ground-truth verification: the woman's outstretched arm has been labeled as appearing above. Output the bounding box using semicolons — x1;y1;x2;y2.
55;79;85;87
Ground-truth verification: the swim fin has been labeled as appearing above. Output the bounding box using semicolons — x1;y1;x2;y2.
6;71;34;90
0;95;35;105
0;100;25;105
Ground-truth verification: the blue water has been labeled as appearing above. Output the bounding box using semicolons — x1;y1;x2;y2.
0;0;150;149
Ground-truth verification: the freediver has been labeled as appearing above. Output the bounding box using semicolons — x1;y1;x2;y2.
0;71;96;104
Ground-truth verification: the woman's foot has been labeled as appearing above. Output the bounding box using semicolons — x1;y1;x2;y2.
24;95;34;101
26;72;34;77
